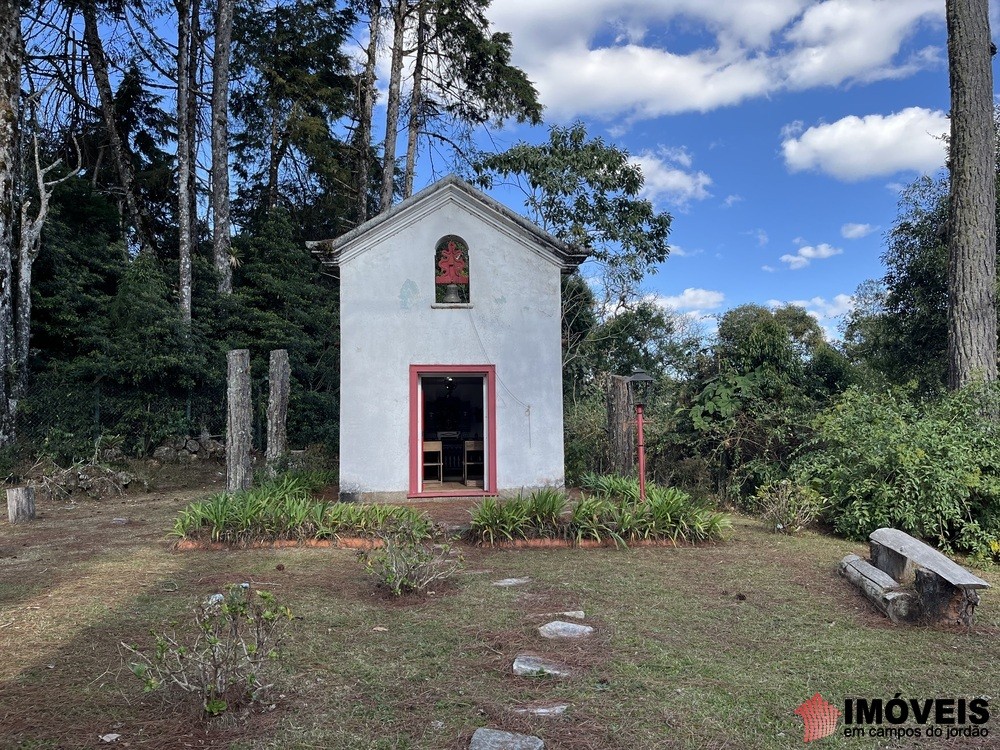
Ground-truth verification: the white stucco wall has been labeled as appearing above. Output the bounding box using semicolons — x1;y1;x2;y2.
338;193;565;498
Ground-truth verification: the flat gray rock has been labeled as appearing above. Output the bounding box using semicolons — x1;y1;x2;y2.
538;620;594;639
512;655;570;678
492;577;531;587
512;703;569;717
470;728;544;750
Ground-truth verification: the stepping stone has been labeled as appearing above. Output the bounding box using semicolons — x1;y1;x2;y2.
512;702;569;717
512;654;571;678
538;620;594;639
492;577;531;587
470;728;544;750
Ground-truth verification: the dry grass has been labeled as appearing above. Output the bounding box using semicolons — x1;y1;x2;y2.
1;469;999;749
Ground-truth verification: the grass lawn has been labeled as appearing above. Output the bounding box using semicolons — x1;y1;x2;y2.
1;472;998;749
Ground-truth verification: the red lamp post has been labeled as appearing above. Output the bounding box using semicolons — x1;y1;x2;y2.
628;369;654;502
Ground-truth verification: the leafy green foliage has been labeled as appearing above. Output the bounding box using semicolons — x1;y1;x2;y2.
666;304;854;502
472;122;671;302
172;474;431;544
121;584;293;716
468;479;729;546
792;384;1000;557
418;0;542;129
231;0;356;234
842;177;951;392
358;531;464;597
754;480;827;535
223;210;340;449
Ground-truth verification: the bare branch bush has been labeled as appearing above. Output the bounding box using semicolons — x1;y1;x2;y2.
120;584;294;716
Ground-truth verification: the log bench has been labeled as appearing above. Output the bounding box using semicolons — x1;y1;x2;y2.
839;528;990;627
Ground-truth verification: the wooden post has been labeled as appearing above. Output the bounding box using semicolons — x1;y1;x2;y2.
265;349;290;476
7;486;35;523
606;375;634;476
226;349;253;492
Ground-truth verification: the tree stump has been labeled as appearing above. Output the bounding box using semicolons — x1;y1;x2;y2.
605;375;634;476
265;349;290;476
7;486;36;523
226;349;253;492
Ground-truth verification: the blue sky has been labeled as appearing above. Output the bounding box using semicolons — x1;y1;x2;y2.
400;0;998;339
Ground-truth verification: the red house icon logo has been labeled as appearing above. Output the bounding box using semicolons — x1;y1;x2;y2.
794;693;841;742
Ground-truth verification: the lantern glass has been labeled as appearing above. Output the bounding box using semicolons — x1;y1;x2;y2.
628;369;654;407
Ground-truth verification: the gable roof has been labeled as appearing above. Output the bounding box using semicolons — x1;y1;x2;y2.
306;174;589;273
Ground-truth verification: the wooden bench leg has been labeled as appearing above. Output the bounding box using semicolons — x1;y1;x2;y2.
914;570;979;627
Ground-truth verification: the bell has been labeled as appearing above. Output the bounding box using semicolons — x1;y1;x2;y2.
442;283;463;303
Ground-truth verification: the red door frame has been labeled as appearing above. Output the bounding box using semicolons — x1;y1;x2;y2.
409;364;497;497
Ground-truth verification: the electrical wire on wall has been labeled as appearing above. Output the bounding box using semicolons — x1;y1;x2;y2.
465;307;533;448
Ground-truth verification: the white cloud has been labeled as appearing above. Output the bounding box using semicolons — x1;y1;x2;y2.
786;294;856;319
781;0;941;88
670;245;703;258
762;265;776;272
748;228;769;247
780;242;843;269
724;194;743;207
657;287;726;311
632;148;713;208
781;107;949;181
534;44;775;120
487;0;943;121
841;222;876;239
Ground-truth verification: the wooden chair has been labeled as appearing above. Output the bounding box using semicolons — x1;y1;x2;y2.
463;440;484;487
422;440;443;483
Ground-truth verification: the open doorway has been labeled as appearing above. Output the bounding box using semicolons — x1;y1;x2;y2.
409;366;496;496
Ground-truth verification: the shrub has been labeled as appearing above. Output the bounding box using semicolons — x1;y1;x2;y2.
792;384;1000;556
172;474;431;543
469;478;729;546
121;584;293;716
580;473;640;502
468;496;531;544
755;479;826;534
359;530;464;596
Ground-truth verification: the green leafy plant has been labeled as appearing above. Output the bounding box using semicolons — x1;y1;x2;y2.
524;488;568;534
468;496;531;544
359;529;464;596
469;478;729;547
171;474;432;544
792;384;1000;555
121;584;293;716
755;479;827;534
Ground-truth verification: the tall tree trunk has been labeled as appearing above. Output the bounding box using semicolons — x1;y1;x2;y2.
354;1;381;224
81;0;156;257
379;0;407;212
15;135;79;402
211;0;234;293
946;0;997;389
403;1;427;199
176;0;194;325
0;0;19;444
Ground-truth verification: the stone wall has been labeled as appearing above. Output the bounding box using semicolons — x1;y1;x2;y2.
152;435;225;463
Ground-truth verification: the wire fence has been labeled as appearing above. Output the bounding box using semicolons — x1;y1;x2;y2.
14;377;228;462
